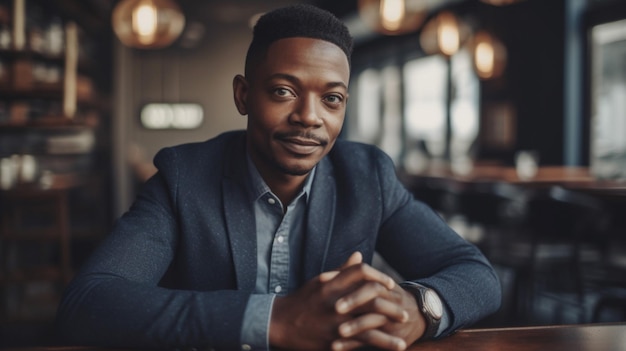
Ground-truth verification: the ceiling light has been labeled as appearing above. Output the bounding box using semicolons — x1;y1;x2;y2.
112;0;185;49
470;31;507;79
358;0;433;35
420;11;467;57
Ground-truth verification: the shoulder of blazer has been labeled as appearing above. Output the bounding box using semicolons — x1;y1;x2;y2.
328;139;393;175
153;131;246;171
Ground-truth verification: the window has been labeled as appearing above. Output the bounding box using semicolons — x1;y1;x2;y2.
589;18;626;180
349;49;479;173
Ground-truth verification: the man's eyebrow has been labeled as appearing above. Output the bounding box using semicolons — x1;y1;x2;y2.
267;73;348;91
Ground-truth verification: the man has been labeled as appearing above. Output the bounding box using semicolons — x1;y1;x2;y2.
57;4;500;351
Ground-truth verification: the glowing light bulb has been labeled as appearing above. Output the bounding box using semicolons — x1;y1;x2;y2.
438;13;459;56
475;41;495;78
133;3;157;39
113;0;185;49
380;0;405;31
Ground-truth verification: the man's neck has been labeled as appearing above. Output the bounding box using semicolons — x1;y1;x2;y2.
262;172;307;207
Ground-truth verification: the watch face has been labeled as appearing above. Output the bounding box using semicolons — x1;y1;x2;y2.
424;289;443;319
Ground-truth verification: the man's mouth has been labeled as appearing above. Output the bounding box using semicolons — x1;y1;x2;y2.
276;133;327;155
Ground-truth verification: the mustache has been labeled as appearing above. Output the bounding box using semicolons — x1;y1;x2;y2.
275;131;329;146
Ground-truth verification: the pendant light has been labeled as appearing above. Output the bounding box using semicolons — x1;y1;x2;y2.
419;11;468;57
479;0;526;5
470;31;506;79
358;0;431;35
112;0;185;49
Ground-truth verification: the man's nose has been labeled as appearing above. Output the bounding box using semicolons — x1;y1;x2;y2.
290;95;322;127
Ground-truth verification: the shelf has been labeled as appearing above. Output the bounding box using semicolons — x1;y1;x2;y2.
0;48;95;73
1;230;66;241
0;86;104;107
0;85;64;99
0;48;64;64
0;117;97;130
0;266;65;284
1;228;105;242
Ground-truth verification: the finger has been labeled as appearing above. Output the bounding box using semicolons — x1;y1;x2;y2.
352;329;407;351
325;263;395;297
319;270;340;282
332;338;364;351
320;252;363;283
338;313;388;338
344;297;409;323
341;251;363;268
331;338;365;351
335;289;409;323
335;281;386;314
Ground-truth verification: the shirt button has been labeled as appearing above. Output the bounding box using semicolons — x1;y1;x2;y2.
267;197;276;205
277;235;284;243
274;285;282;293
242;344;251;351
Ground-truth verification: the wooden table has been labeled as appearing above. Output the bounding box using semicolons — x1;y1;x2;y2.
6;323;626;351
403;165;605;186
413;323;626;351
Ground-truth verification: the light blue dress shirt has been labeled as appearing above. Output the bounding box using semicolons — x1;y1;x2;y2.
240;155;313;349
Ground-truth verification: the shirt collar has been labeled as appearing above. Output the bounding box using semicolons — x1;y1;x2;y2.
245;152;315;204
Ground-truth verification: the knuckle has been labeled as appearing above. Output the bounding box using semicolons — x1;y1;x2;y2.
372;297;384;310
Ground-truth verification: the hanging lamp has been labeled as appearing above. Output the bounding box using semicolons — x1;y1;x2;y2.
419;11;468;57
470;31;507;79
112;0;185;49
358;0;431;35
479;0;526;6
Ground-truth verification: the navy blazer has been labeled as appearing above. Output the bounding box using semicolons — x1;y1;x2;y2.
57;131;501;349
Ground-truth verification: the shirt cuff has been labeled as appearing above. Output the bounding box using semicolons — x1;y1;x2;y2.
241;294;275;350
437;302;450;337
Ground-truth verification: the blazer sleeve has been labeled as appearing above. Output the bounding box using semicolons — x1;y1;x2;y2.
56;147;250;350
372;150;502;336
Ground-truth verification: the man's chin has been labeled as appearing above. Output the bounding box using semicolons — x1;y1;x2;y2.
281;166;313;177
276;160;315;176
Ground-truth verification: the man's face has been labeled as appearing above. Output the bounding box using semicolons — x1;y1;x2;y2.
234;37;350;178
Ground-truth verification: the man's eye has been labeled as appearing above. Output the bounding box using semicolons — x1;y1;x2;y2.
274;88;293;97
325;94;343;104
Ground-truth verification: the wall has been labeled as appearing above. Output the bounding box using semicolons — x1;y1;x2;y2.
112;21;251;217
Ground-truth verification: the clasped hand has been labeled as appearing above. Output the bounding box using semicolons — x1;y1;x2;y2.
270;252;425;350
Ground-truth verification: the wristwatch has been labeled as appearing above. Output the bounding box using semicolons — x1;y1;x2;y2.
400;282;443;340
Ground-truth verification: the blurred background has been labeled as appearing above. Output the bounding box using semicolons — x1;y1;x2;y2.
0;0;625;347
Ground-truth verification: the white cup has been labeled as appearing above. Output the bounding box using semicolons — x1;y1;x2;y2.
19;154;37;183
515;150;539;180
1;157;18;189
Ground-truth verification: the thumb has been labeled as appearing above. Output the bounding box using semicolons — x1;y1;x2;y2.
341;251;363;268
319;252;363;282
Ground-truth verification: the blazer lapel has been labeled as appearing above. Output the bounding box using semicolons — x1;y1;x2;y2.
302;157;336;281
222;136;257;292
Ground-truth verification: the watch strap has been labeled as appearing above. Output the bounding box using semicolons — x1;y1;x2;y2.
399;282;441;340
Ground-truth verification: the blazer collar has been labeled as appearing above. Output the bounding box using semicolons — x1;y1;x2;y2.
222;134;257;291
302;156;336;281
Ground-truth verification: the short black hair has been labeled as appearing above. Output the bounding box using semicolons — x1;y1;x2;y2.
244;4;353;78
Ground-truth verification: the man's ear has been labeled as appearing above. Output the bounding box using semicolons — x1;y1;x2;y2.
233;74;249;116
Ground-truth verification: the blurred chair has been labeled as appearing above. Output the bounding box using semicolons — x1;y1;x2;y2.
456;181;530;250
459;182;534;325
523;186;609;324
585;224;626;323
481;185;609;325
